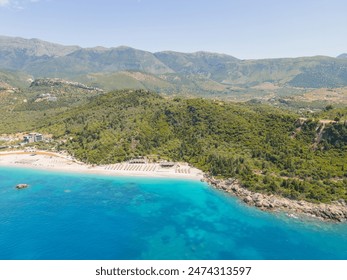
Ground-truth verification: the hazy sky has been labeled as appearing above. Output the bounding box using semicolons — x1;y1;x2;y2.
0;0;346;59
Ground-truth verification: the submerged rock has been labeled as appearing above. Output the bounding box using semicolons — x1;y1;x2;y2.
16;184;29;189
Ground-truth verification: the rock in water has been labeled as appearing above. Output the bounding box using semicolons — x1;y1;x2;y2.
16;184;29;189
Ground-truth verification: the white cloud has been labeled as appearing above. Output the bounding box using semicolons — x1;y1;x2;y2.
0;0;41;8
0;0;10;7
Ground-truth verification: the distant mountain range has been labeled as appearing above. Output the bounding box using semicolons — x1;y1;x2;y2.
1;35;347;96
338;53;347;59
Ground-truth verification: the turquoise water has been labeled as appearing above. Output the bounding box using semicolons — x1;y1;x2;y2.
0;166;347;260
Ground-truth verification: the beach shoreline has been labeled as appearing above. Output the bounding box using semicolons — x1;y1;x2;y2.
2;150;347;222
0;150;204;181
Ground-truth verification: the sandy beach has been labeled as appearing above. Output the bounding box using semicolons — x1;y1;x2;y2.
2;150;347;222
0;150;204;180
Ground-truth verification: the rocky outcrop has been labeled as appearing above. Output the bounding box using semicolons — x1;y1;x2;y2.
16;183;29;189
203;175;347;222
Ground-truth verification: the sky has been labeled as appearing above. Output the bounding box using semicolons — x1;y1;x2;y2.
0;0;346;59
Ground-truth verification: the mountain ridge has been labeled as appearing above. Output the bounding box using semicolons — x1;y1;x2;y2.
0;35;80;57
1;35;347;94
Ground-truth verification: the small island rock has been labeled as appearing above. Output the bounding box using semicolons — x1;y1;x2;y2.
16;184;29;189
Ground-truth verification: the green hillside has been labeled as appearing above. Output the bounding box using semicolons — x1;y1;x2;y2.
317;106;347;121
33;90;347;203
0;78;104;133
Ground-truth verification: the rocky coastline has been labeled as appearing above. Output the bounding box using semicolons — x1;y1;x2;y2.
203;175;347;222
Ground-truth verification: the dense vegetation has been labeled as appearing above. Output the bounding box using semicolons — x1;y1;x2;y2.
29;89;347;203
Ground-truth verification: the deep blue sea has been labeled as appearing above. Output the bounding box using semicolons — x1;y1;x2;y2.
0;166;347;260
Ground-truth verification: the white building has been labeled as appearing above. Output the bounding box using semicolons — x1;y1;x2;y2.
23;133;44;143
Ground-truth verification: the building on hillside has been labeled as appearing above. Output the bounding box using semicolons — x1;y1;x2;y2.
23;133;44;143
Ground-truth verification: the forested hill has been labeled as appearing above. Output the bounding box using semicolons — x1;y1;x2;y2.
39;90;347;203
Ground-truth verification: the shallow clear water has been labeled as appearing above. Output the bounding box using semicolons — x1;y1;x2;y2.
0;166;347;260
